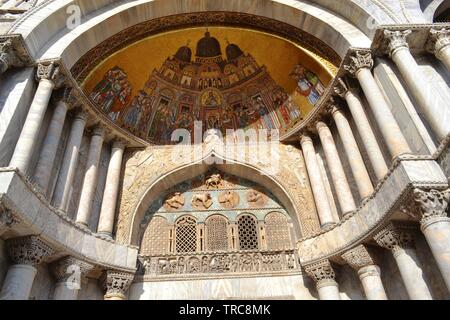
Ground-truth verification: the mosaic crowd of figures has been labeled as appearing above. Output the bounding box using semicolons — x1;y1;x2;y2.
89;31;325;143
138;249;300;276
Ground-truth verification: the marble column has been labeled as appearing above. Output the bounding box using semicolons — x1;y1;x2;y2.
9;63;61;174
328;103;374;199
101;270;134;300
374;223;433;300
316;121;356;216
97;140;126;237
427;28;450;71
75;127;105;227
334;78;388;181
341;245;388;300
52;110;87;211
300;135;335;228
407;188;450;291
345;51;411;159
384;30;450;140
0;236;52;300
50;256;94;300
33;100;68;193
305;260;341;300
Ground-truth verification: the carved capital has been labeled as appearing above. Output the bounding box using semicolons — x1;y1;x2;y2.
304;259;336;285
36;62;65;87
407;188;450;228
344;51;374;76
341;245;375;270
92;126;106;138
299;133;313;145
0;203;19;228
7;236;53;266
101;270;135;300
382;30;412;57
112;138;127;150
324;97;341;116
50;256;94;284
0;39;18;74
333;78;349;98
374;223;415;256
426;28;450;56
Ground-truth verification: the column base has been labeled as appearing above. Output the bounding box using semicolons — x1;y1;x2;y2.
104;292;126;300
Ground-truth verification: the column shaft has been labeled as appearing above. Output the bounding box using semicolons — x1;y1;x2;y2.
391;47;450;140
317;280;341;300
0;265;37;300
421;218;450;291
75;128;105;226
344;90;388;180
316;122;356;216
331;108;374;199
9;79;55;173
437;45;450;70
356;68;411;158
97;141;125;236
52;112;87;210
393;247;433;300
358;265;388;300
33;101;68;192
53;282;79;300
300;136;335;227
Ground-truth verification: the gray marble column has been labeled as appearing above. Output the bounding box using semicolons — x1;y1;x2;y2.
52;110;87;211
0;236;52;300
75;127;105;227
341;245;388;300
300;135;335;228
316;121;356;216
305;260;341;300
101;270;134;300
33;100;68;193
328;103;374;200
384;30;450;140
50;256;94;300
345;51;411;159
334;79;388;181
97;140;126;237
427;28;450;71
374;223;433;300
9;63;61;174
406;188;450;291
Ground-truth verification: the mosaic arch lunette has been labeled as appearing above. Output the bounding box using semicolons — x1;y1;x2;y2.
85;27;333;144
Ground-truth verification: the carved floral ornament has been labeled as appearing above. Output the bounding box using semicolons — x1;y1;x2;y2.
6;236;53;266
36;62;66;88
400;188;450;227
341;245;375;270
373;223;415;255
344;51;374;76
304;259;336;284
381;29;412;57
0;203;19;228
426;28;450;55
101;270;135;299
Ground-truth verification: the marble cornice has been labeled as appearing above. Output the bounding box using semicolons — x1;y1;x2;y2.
0;168;138;273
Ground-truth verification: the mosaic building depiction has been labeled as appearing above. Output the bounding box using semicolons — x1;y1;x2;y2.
0;0;449;302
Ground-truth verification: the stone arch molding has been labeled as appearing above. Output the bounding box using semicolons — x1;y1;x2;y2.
8;0;373;68
118;144;319;247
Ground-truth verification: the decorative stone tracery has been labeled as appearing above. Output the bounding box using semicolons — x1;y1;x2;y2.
101;270;135;300
7;236;53;265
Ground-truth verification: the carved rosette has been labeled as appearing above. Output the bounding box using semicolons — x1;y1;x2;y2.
382;30;412;57
374;223;415;257
426;28;450;57
50;256;95;284
341;245;375;270
409;188;450;229
304;259;337;288
344;51;374;76
101;270;135;300
7;236;53;266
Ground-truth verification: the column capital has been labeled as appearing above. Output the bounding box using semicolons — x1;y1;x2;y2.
426;28;450;57
6;236;53;266
0;38;19;74
112;138;127;150
315;120;330;132
344;50;374;76
374;223;415;256
101;270;135;300
333;78;349;98
304;259;336;286
50;256;95;283
73;109;88;122
402;188;450;228
0;203;20;229
91;126;106;138
341;245;375;270
299;133;313;144
324;98;342;116
382;29;412;57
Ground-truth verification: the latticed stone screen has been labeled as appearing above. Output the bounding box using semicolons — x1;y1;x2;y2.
265;212;292;250
175;216;197;253
206;215;229;251
237;214;259;250
140;216;169;255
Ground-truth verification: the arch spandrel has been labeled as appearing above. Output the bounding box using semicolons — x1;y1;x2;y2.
116;143;319;246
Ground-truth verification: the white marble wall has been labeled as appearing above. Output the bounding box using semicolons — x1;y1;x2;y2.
0;67;37;167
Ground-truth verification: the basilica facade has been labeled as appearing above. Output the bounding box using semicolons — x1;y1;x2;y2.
0;0;449;300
